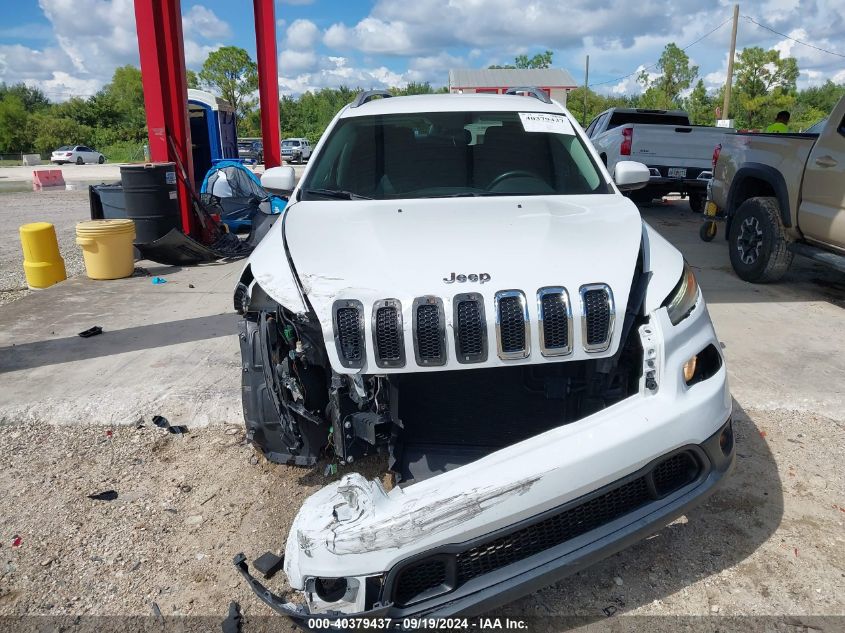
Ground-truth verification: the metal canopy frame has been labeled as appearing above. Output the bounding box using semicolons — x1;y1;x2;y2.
133;0;282;237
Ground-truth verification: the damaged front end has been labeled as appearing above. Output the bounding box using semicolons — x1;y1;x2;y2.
232;192;733;621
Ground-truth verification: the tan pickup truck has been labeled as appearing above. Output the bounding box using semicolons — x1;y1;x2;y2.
707;96;845;282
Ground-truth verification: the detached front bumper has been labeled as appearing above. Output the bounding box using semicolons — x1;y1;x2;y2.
235;421;734;625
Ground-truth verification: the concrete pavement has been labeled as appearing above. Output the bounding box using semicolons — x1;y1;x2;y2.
0;259;243;426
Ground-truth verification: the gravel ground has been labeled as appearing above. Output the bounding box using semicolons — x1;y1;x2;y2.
0;190;90;306
0;406;842;626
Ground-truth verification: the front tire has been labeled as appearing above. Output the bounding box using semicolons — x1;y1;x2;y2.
728;197;793;283
98;155;105;164
76;156;84;165
689;192;704;213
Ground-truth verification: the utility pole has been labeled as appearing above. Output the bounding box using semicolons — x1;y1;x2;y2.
583;55;589;126
722;4;739;122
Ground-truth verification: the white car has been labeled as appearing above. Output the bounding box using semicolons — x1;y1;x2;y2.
232;89;734;623
51;145;105;165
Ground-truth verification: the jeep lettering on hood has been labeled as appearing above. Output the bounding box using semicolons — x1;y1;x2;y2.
443;272;491;284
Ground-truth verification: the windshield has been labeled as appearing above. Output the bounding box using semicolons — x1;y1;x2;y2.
282;140;299;147
300;111;609;200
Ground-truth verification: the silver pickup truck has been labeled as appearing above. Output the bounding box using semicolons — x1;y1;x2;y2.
707;96;845;282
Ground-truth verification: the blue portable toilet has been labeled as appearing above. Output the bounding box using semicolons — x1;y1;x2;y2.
187;89;238;186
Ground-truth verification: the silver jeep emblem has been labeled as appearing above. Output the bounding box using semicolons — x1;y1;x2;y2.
443;272;491;284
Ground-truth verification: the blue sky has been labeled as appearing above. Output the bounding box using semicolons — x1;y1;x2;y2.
1;0;843;102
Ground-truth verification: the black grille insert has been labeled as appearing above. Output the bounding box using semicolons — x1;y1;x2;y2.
414;298;446;365
497;292;528;357
454;295;486;363
393;558;448;606
334;302;364;367
374;303;403;367
391;450;702;605
582;286;612;350
540;291;570;353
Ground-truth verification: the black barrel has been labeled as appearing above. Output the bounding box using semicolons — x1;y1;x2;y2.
120;162;180;244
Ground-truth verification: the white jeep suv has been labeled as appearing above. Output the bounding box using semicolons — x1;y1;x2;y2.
233;89;734;624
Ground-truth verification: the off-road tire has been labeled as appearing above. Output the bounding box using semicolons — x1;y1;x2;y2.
728;196;793;283
689;192;704;213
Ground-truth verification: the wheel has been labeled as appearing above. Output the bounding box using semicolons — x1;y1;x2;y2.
76;156;84;165
689;192;704;213
257;153;263;165
728;197;793;283
98;155;105;164
628;190;655;206
699;221;717;242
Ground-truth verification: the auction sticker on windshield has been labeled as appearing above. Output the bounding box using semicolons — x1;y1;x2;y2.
519;112;575;135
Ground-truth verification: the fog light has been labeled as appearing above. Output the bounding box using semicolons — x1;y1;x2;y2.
683;355;698;383
314;577;348;603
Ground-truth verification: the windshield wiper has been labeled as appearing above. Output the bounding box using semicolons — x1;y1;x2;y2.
303;188;372;200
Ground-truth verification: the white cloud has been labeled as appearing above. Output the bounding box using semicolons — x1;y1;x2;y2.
183;40;222;67
279;49;318;73
182;5;231;40
279;55;409;96
285;19;319;50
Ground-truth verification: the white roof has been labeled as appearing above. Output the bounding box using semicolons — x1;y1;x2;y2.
339;93;567;118
187;88;234;112
449;68;577;89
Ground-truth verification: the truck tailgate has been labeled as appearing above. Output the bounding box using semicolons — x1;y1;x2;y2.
631;124;730;173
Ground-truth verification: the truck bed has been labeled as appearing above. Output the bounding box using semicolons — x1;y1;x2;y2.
628;124;731;173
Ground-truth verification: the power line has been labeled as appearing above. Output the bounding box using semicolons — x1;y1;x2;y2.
742;15;845;59
590;15;734;87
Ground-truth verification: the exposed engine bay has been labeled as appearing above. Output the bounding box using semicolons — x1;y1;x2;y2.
238;262;647;484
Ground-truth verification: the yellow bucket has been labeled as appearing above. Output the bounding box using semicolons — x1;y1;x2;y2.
19;222;67;289
75;219;136;280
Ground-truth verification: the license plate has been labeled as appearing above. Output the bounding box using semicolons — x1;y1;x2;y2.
668;167;687;178
705;201;718;217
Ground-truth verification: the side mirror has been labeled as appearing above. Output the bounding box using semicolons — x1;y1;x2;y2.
613;161;651;191
261;166;296;194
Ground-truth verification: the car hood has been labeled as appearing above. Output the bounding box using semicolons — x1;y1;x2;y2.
281;194;643;374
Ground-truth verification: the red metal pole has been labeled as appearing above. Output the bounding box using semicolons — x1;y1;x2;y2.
134;0;195;236
253;0;282;168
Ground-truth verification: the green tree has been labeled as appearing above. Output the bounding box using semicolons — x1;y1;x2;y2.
638;43;699;109
26;113;93;155
0;83;50;112
490;50;554;70
198;46;258;122
0;95;30;152
684;79;715;125
732;46;799;128
186;69;200;89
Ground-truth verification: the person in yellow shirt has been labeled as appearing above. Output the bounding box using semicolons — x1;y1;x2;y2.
765;111;790;133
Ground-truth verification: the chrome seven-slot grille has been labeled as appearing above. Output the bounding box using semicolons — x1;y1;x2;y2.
332;285;613;368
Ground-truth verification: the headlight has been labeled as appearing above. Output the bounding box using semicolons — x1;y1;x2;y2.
664;262;699;325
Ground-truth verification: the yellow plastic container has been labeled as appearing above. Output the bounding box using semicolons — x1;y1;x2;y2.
19;222;67;289
75;219;136;280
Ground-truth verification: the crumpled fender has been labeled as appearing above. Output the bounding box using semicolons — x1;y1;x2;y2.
641;221;684;313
